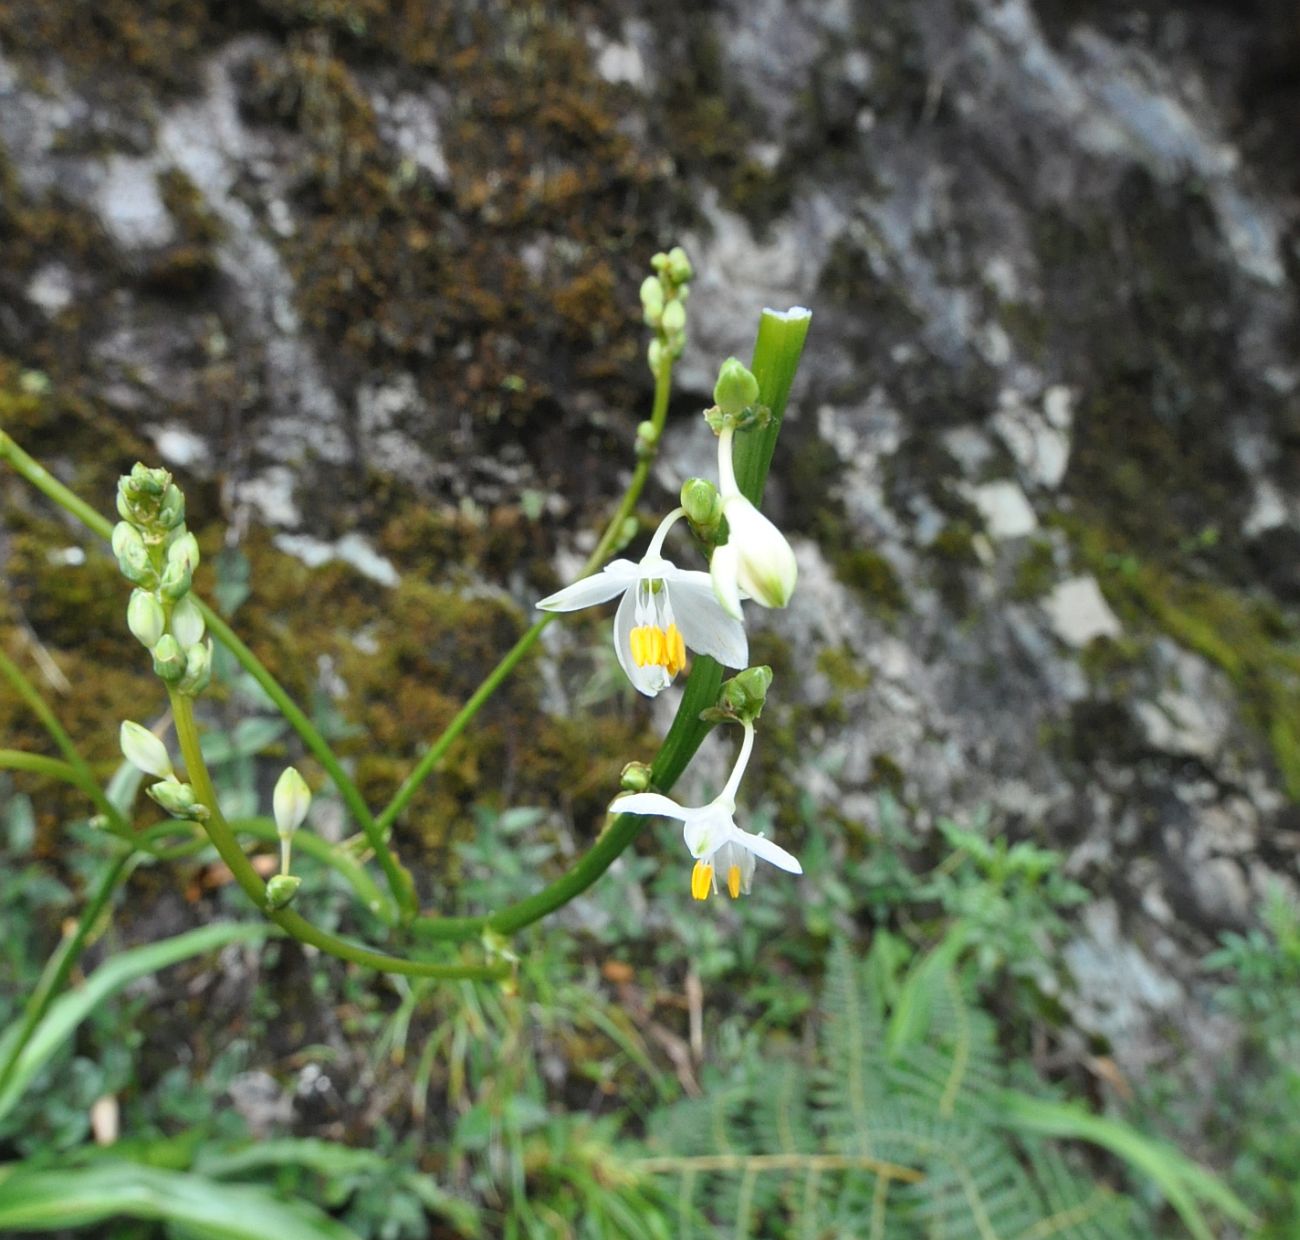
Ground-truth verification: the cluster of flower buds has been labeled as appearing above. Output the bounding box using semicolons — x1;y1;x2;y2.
119;720;208;822
640;245;693;380
113;464;212;696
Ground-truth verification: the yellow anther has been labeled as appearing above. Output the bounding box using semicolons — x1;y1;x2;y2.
691;860;713;901
666;624;686;676
727;865;742;899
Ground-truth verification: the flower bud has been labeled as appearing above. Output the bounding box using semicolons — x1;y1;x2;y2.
112;522;155;586
647;338;663;375
265;874;302;910
681;477;723;532
167;530;200;575
619;761;654;793
660;298;686;337
658;246;692;287
718;666;774;721
639;275;664;325
273;766;312;837
127;589;165;649
178;639;212;696
158;484;186;530
158;559;191;601
713;357;760;418
170;594;205;649
151;634;186;682
146;778;208;820
120;720;173;779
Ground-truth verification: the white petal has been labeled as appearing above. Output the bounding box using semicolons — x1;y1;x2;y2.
736;830;803;874
709;542;744;621
612;586;670;696
536;560;639;612
666;573;749;668
610;792;688;820
681;803;735;859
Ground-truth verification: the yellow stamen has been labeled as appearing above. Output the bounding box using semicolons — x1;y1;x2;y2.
727;865;742;899
630;624;685;676
666;624;686;676
691;860;713;901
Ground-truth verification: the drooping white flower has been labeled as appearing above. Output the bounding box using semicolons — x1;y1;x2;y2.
710;426;798;620
537;508;748;697
610;722;801;900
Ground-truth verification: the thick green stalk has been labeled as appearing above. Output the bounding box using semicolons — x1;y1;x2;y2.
0;846;135;1100
0;431;413;916
414;308;811;939
375;353;676;840
0;652;131;839
168;690;505;979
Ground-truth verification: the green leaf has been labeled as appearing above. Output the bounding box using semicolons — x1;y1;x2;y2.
997;1091;1256;1238
0;1162;359;1238
0;922;271;1121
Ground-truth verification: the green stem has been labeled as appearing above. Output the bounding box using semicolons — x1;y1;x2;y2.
415;309;811;939
0;431;413;918
0;846;135;1101
197;607;413;919
374;354;675;841
167;690;505;980
0;651;132;839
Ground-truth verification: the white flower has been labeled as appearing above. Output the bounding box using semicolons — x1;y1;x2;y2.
610;723;801;900
537;508;748;697
710;426;798;619
119;720;174;779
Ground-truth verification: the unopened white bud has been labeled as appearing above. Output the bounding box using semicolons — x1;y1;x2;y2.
120;721;173;779
170;594;205;649
127;590;165;649
273;766;311;838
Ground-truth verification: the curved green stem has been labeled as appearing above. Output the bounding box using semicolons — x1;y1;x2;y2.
376;355;676;842
167;690;505;980
0;432;414;918
198;607;414;918
0;845;136;1100
414;308;811;940
0;652;132;839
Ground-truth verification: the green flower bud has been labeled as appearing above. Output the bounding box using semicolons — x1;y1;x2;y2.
619;761;654;793
717;665;774;722
265;874;302;910
639;275;664;325
151;634;186;682
167;531;200;575
158;484;186;530
120;720;173;779
127;589;166;649
647;338;664;375
112;522;155;587
713;357;760;417
158;558;192;602
680;477;723;531
273;766;312;838
660;298;686;336
146;778;208;820
170;594;205;649
177;639;212;696
665;246;692;285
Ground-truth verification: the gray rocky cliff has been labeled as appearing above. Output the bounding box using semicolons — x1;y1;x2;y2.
2;0;1298;1111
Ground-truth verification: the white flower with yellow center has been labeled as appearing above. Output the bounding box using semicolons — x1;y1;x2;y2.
610;722;801;900
537;508;748;697
710;424;799;620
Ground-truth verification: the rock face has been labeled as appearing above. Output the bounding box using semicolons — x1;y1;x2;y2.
2;0;1299;1084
